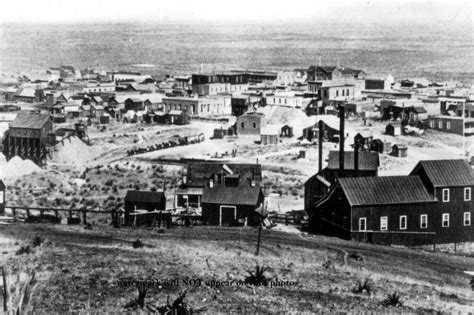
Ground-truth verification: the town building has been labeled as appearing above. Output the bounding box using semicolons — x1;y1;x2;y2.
0;180;5;215
162;96;231;117
191;73;249;96
236;112;267;135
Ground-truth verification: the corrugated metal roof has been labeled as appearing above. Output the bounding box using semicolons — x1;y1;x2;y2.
410;159;474;187
9;112;51;129
125;190;165;204
201;182;262;206
327;151;379;171
339;176;436;206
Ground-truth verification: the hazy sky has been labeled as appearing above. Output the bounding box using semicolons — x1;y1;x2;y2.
0;0;472;25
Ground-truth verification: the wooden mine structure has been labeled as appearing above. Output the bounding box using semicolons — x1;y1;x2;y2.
2;112;53;165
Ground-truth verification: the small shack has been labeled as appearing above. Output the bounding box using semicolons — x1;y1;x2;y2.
213;128;228;139
0;180;5;214
392;144;408;158
260;126;280;145
386;122;402;136
124;190;166;226
354;132;373;148
167;110;190;125
280;125;294;138
99;113;110;124
369;139;391;154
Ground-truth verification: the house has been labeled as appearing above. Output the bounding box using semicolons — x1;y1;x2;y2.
162;96;231;117
409;159;474;244
236;112;266;135
304;150;379;210
260;126;280;145
364;75;394;90
280;125;294;138
391;144;407;157
201;176;264;226
13;88;43;103
125;98;145;111
124;190;166;226
175;163;262;212
369;139;391;154
231;94;262;116
354;132;373;149
307;66;366;81
386;122;402;136
308;176;438;245
426;116;474;136
0;180;5;214
167;110;190;125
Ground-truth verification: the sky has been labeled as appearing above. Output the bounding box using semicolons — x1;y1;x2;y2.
0;0;472;25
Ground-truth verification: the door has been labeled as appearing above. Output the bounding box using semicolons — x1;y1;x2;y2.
219;206;237;226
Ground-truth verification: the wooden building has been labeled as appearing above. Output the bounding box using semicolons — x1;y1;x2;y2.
308;159;474;246
309;176;438;245
201;178;264;226
167;110;190;125
280;125;294;138
260;126;280;145
0;180;5;214
369;139;391;154
409;159;473;244
386;122;402;136
3;112;53;165
392;144;407;157
354;132;373;149
175;163;262;212
124;190;166;226
304;150;379;210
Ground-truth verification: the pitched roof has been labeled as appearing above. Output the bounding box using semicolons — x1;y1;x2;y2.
187;163;262;186
201;182;262;206
10;112;51;129
0;180;5;190
339;176;436;206
124;190;165;204
410;159;474;187
327;151;379;171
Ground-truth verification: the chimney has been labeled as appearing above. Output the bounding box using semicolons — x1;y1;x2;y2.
354;139;359;177
339;105;345;178
318;119;323;172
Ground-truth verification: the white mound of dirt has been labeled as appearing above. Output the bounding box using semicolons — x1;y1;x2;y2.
0;153;43;178
52;136;97;165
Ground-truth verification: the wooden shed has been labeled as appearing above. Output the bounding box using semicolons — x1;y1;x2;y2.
260;126;280;145
124;190;166;226
392;144;407;158
167;110;190;125
213;128;228;139
370;139;391;154
386;123;402;136
354;132;373;149
280;125;294;138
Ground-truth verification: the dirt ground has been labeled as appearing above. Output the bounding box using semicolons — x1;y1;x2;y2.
0;223;473;313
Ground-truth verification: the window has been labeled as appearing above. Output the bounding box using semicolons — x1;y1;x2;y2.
446;121;451;129
442;213;449;227
442;188;450;202
438;121;443;129
359;218;366;231
399;215;407;230
241;122;244;128
342;89;345;96
380;216;388;231
464;212;471;226
430;120;434;128
253;123;256;128
336;90;339;97
420;214;428;229
464;188;471;201
346;89;349;96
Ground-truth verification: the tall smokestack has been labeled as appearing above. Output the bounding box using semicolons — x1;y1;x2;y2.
318;119;323;172
339;105;345;178
318;55;322;67
354;139;359;177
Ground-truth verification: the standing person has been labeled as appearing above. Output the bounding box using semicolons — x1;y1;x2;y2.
118;207;125;228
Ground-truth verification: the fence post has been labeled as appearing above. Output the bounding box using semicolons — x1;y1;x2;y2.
2;267;10;312
12;208;16;221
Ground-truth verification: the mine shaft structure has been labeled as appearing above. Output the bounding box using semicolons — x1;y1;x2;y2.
2;112;55;166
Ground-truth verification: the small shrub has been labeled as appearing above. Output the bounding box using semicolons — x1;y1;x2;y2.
382;292;403;307
16;245;32;255
349;252;364;261
32;235;44;247
352;278;372;295
132;239;144;248
244;264;270;286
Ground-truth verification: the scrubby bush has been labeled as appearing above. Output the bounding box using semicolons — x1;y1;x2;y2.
32;235;44;247
382;292;403;307
352;278;372;295
132;239;144;248
16;245;32;255
244;264;270;286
